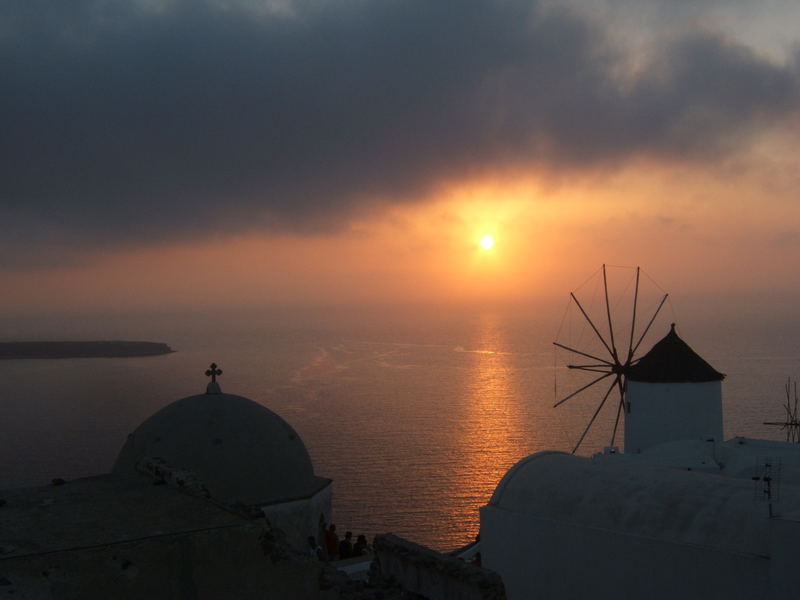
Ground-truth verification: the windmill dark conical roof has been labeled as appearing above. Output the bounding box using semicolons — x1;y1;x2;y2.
626;324;724;383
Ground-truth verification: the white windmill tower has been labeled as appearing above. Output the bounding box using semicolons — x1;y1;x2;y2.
624;323;725;453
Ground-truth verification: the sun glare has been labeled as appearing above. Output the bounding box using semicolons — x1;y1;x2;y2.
480;235;495;250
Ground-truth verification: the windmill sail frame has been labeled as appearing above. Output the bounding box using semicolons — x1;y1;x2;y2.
554;265;669;454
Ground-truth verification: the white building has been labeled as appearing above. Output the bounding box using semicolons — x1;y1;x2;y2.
0;372;334;598
114;376;332;550
481;451;800;600
624;323;725;454
480;324;800;599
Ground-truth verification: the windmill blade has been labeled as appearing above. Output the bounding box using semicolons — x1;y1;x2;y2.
572;377;618;454
602;265;619;362
630;293;669;356
554;372;613;408
570;292;615;358
626;267;640;363
567;363;613;369
553;342;613;366
568;364;615;374
610;395;624;447
609;375;626;446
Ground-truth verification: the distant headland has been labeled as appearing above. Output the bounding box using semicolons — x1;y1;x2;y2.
0;341;174;360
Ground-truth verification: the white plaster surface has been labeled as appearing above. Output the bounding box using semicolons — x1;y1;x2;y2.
262;482;332;551
0;473;327;599
625;380;723;453
481;451;800;599
114;391;330;505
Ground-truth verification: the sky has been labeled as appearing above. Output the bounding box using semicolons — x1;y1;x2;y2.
3;0;800;318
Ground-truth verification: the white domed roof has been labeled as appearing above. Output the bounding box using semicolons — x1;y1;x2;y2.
487;451;800;555
113;385;329;506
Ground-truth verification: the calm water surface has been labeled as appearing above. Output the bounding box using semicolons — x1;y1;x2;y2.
1;306;799;551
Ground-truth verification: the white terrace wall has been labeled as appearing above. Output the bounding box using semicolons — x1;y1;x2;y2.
0;524;326;600
261;483;332;552
767;514;800;600
480;504;769;600
372;534;506;600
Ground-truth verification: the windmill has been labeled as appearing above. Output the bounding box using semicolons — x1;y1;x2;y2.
553;265;669;454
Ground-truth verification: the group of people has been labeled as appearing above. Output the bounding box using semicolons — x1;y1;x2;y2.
308;523;370;561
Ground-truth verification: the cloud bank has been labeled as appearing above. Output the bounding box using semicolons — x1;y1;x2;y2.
2;0;799;264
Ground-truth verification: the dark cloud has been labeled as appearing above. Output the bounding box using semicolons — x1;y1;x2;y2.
1;0;799;265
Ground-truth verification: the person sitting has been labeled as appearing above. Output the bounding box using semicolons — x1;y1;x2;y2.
352;534;369;557
325;523;340;560
339;531;353;559
307;536;323;561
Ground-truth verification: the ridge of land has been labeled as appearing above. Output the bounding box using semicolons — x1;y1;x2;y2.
0;341;174;359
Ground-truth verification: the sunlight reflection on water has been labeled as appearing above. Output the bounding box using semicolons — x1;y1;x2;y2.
1;308;799;551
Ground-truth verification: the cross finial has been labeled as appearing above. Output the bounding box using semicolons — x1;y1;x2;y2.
205;363;222;382
205;363;223;394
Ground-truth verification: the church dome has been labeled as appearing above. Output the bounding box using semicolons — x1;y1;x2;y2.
113;376;328;506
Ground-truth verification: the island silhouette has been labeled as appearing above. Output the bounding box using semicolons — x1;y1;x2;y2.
0;341;174;359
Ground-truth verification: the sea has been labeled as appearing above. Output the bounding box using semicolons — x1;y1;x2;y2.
2;302;799;552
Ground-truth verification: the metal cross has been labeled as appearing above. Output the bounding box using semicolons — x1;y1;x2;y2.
205;363;222;383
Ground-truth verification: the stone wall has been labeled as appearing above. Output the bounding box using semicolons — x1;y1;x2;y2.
371;534;505;600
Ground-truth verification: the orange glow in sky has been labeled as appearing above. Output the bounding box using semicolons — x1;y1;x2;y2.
3;154;800;319
3;0;800;324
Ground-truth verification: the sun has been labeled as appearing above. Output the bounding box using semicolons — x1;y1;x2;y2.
479;235;495;250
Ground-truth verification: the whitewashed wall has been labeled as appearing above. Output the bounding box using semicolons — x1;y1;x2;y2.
480;503;768;600
261;483;332;552
625;381;722;453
